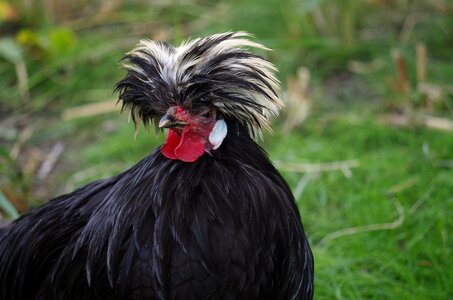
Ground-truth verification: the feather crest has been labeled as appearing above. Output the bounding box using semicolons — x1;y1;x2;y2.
115;32;283;140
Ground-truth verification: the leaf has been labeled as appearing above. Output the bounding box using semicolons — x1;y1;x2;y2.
49;27;76;56
0;38;23;64
0;190;19;219
16;28;41;46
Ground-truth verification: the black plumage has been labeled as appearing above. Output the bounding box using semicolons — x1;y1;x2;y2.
0;32;313;299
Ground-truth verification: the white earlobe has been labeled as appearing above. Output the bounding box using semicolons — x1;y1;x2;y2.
208;119;228;150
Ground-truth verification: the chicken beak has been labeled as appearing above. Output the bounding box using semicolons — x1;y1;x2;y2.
158;113;188;128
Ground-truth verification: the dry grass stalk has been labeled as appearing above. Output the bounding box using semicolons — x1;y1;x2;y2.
15;61;29;104
37;142;65;180
281;67;311;134
386;177;417;194
418;82;444;105
277;159;360;175
293;173;314;202
409;185;434;215
99;0;124;14
23;148;43;177
317;197;404;248
423;115;453;131
10;127;34;159
399;12;424;43
347;59;384;74
391;49;410;93
62;100;119;121
312;6;331;38
416;42;427;83
379;113;453;131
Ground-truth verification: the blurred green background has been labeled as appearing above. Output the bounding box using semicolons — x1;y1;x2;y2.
0;0;452;299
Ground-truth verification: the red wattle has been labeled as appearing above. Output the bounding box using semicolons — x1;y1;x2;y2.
161;128;206;162
161;129;180;160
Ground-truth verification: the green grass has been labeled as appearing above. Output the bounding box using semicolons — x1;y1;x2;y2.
271;115;453;299
1;0;452;299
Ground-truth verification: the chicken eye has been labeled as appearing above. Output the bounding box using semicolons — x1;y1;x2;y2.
200;111;212;118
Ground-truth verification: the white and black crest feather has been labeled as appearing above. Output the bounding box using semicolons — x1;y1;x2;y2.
115;32;283;140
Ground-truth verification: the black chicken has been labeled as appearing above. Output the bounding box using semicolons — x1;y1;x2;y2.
0;32;313;299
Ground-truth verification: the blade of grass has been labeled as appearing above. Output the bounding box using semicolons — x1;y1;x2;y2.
0;190;19;219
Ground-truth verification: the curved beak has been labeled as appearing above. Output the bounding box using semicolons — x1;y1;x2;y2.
158;113;188;128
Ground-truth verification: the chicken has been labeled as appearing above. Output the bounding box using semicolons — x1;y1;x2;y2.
0;32;314;300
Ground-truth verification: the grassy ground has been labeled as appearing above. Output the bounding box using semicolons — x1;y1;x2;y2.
1;0;452;299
